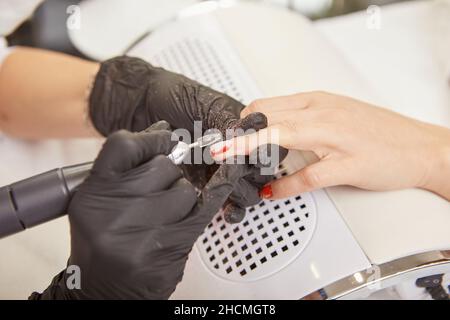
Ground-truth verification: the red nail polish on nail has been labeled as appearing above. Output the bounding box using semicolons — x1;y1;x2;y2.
259;184;273;199
211;145;229;157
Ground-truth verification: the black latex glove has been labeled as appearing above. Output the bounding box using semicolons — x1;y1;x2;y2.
30;125;258;300
88;56;287;223
88;56;267;136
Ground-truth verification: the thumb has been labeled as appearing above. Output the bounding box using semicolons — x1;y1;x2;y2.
93;129;177;175
263;159;349;199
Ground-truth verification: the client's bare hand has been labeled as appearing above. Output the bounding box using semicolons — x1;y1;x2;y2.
210;92;450;201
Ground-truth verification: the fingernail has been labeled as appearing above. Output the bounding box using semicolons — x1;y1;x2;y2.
259;184;273;199
210;141;231;157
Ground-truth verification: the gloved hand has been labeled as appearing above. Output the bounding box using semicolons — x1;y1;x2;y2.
30;124;258;300
88;56;266;136
88;56;287;223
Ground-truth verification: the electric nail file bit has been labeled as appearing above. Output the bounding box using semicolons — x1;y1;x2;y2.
0;133;222;238
168;132;222;165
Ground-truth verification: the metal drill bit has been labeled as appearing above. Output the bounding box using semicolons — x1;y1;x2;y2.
194;132;223;148
168;132;222;165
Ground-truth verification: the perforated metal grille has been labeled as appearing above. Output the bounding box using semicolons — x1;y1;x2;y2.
151;39;244;102
130;18;317;281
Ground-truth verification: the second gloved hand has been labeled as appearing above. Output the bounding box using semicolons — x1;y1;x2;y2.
31;124;257;299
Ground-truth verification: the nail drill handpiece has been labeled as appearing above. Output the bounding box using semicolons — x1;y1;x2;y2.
0;132;223;238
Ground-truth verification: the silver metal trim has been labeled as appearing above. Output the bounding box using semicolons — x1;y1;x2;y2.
304;250;450;299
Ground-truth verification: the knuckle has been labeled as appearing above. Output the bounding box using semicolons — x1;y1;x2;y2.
312;90;328;98
275;121;297;149
151;129;173;144
151;154;176;173
298;167;321;190
106;130;136;151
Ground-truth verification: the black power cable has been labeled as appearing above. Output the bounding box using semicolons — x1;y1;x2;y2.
416;274;450;300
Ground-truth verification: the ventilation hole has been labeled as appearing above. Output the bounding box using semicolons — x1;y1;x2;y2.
282;245;288;252
295;196;301;200
236;260;242;267
256;247;262;254
218;248;224;255
283;222;290;228
272;227;279;233
293;240;299;246
206;246;212;252
289;208;295;214
251;238;258;245
278;213;285;219
222;257;229;264
277;236;283;242
259;202;265;207
260;257;267;264
288;231;294;237
262;232;268;239
227;242;234;248
232;251;238;257
216;216;223;222
245;253;252;260
207;223;213;229
202;237;208;244
247;229;254;236
243;221;249;227
211;230;217;237
253;215;260;221
284;200;291;205
250;263;257;270
305;213;309;218
226;266;232;274
266;241;273;248
294;217;300;223
241;244;248;251
209;255;216;262
214;264;219;269
224;233;230;239
300;204;306;209
263;210;270;215
240;269;247;276
249;207;255;213
220;224;226;231
237;235;244;242
214;239;220;246
274;204;280;210
268;218;274;224
233;226;239;233
299;226;305;232
257;224;264;230
271;251;278;257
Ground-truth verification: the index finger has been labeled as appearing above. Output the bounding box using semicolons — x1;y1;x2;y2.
210;123;322;160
